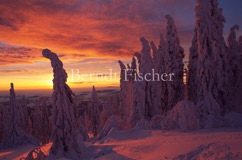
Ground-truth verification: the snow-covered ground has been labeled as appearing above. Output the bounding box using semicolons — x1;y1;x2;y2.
0;143;52;160
93;128;242;160
2;128;241;160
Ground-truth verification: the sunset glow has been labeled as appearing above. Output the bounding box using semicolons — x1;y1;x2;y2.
0;0;241;91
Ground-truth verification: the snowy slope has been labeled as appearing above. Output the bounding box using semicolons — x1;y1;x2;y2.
1;128;242;159
93;128;242;160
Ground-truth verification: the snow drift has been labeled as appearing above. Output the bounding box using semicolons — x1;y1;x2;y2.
174;142;242;160
163;100;200;130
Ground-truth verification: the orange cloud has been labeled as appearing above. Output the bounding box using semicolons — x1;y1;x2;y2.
0;46;43;65
0;0;196;60
0;0;240;91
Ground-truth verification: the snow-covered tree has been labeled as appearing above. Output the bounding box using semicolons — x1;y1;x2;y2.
0;108;3;142
128;57;145;128
100;97;114;128
164;15;185;111
225;25;242;112
118;16;185;127
196;92;223;128
139;37;160;119
150;34;167;113
32;100;42;143
32;100;51;145
118;58;135;128
42;49;81;159
187;0;227;114
118;60;133;126
98;115;118;140
4;83;38;147
27;116;33;136
118;60;127;121
187;26;198;103
239;36;242;53
16;96;28;133
227;25;239;56
76;116;89;141
0;106;8;143
90;86;100;137
41;102;51;145
112;95;121;118
119;53;151;128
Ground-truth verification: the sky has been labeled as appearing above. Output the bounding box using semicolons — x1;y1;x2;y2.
0;0;242;93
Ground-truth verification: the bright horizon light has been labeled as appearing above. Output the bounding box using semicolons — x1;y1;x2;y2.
0;0;241;92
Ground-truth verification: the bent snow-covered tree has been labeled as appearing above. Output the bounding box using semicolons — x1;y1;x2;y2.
42;49;81;159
